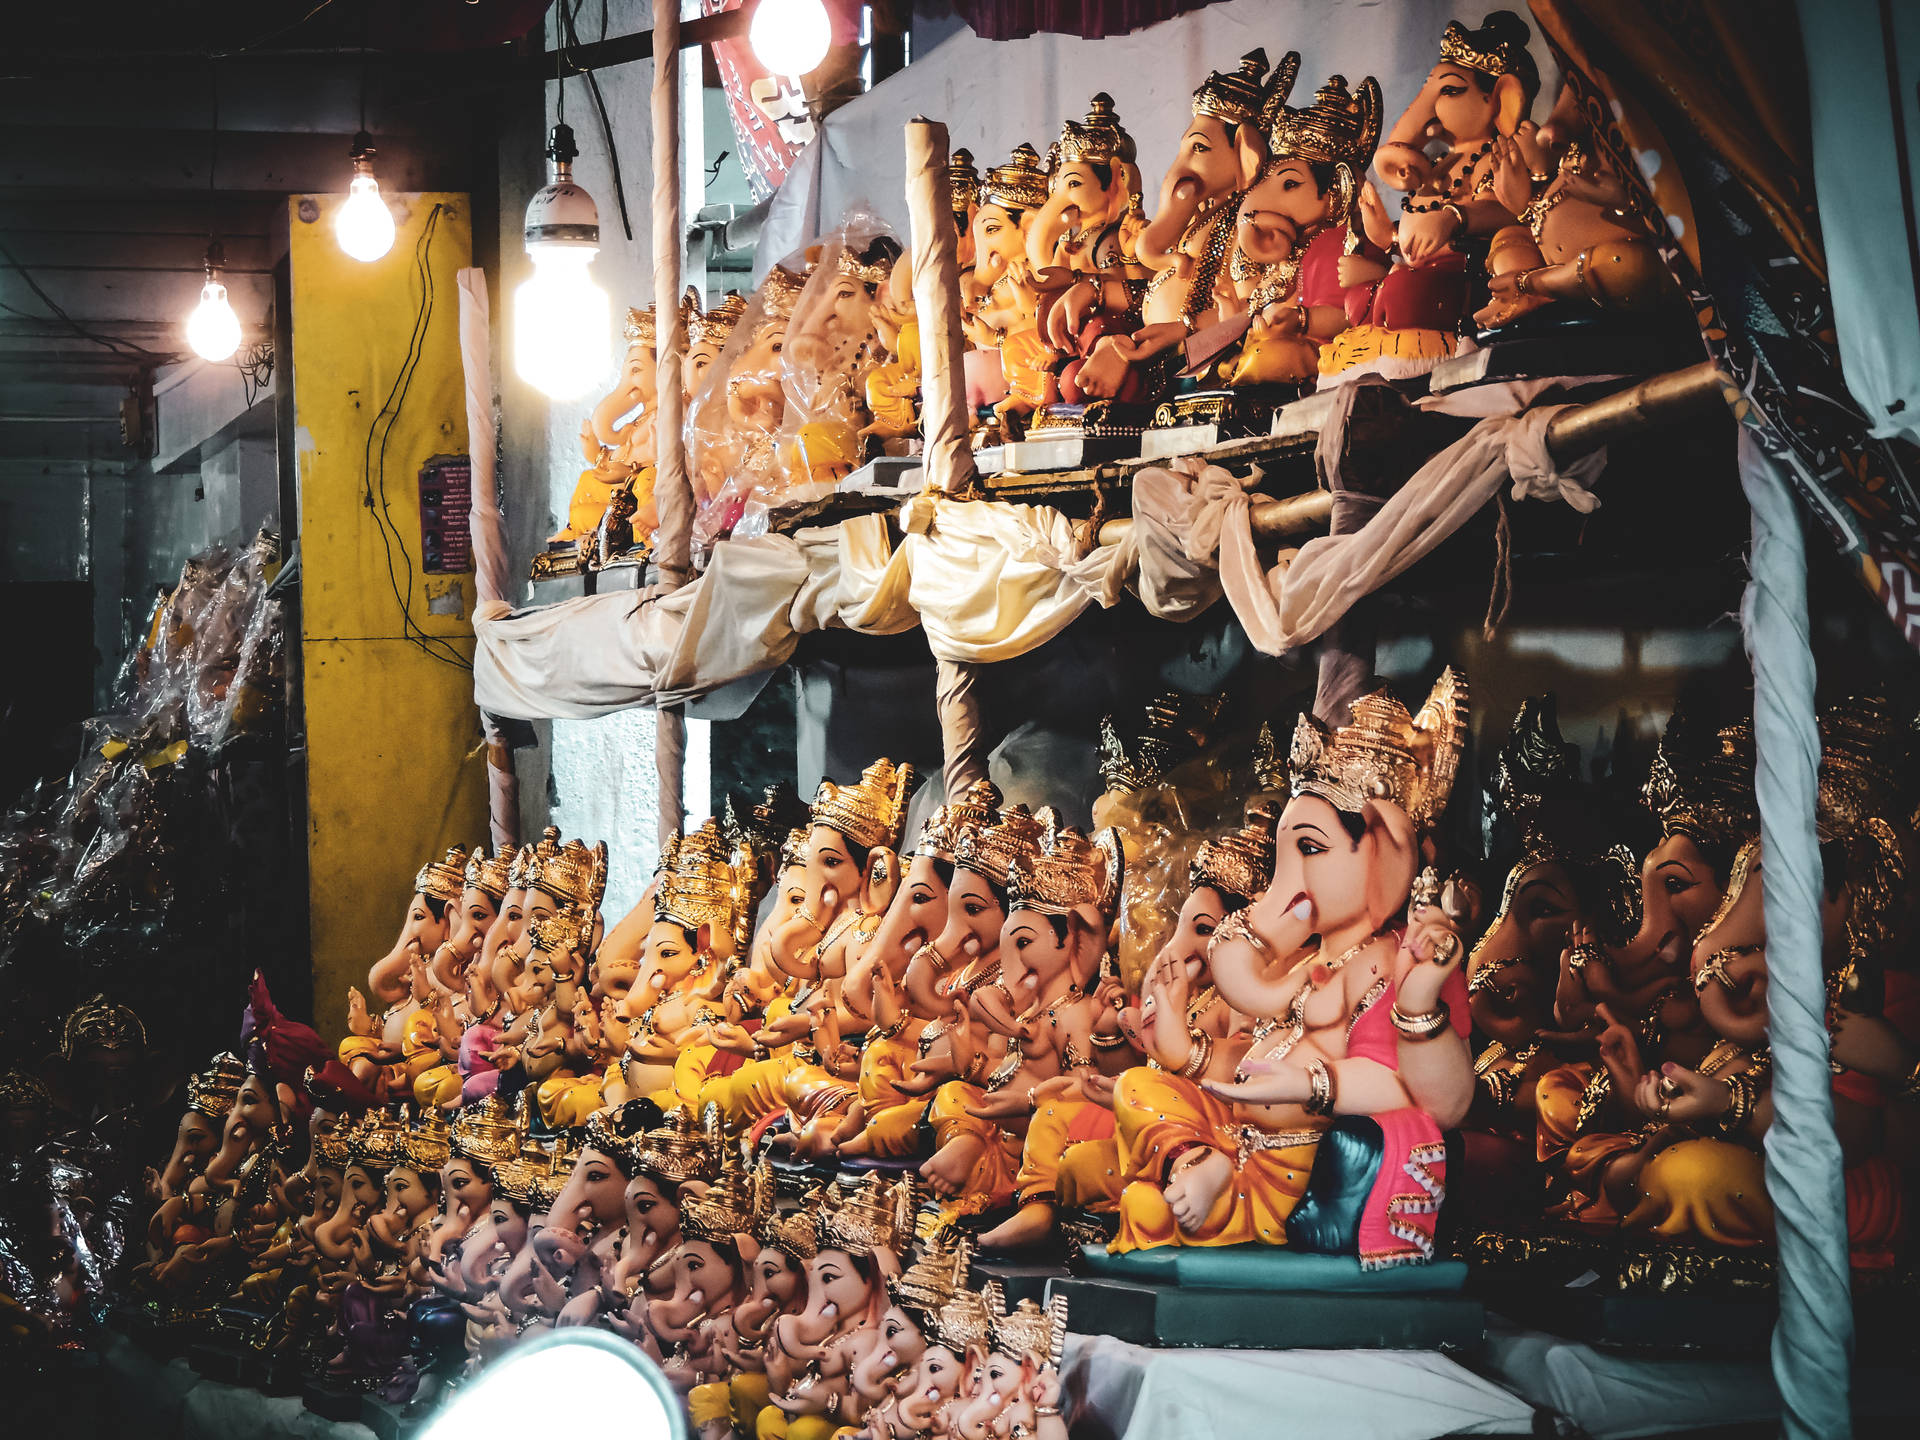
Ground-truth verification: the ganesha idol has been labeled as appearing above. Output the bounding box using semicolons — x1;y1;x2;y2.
1575;698;1920;1266
1107;670;1475;1263
532;305;657;580
776;235;901;492
342;846;467;1101
1220;72;1383;390
963;144;1060;440
1326;12;1541;381
1025;94;1148;405
691;262;812;545
1073;51;1284;405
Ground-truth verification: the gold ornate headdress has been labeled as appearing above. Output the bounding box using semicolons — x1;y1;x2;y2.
657;818;744;934
494;1136;570;1209
779;827;811;871
465;843;516;902
1289;668;1468;829
1054;92;1137;170
1440;18;1526;79
810;759;916;852
837;244;894;287
61;994;146;1060
926;1279;999;1353
1189;806;1278;905
404;1109;451;1172
949;148;980;231
582;1107;648;1175
1642;715;1756;849
1007;821;1123;922
1097;692;1226;794
1192;49;1284;128
637;1104;723;1184
815;1173;916;1260
351;1109;408;1172
529;904;593;961
760;265;810;322
1815;696;1918;968
990;1293;1070;1369
415;846;469;905
917;778;1002;859
1264;72;1382;171
890;1229;972;1318
685;288;747;348
954;802;1048;887
451;1094;523;1169
509;828;562;891
0;1070;51;1116
623;305;658;349
529;838;608;912
761;1185;824;1261
978;143;1051;213
187;1052;246;1119
682;1145;764;1243
315;1113;359;1167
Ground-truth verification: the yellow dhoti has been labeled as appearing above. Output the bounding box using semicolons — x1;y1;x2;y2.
338;1035;404;1101
729;1372;771;1433
927;1081;1019;1211
699;1055;799;1131
1622;1138;1771;1246
413;1062;463;1111
1016;1098;1116;1206
1111;1068;1317;1252
1057;1137;1125;1211
537;1071;604;1129
757;1408;838;1440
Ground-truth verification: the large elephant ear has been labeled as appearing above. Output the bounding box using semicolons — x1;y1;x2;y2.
1493;72;1529;136
1361;799;1419;931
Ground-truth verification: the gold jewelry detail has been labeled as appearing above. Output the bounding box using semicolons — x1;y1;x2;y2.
1289;667;1468;828
656;818;747;934
810;758;917;853
637;1103;724;1184
1234;1125;1321;1166
1642;711;1757;850
1391;1002;1451;1040
0;1069;51;1117
683;288;747;348
1304;1056;1335;1115
681;1144;761;1242
925;1277;997;1352
837;244;894;288
1179;1029;1214;1078
890;1229;971;1321
948;148;980;232
1189;806;1278;908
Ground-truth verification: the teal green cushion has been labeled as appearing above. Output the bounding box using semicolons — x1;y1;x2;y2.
1079;1244;1467;1294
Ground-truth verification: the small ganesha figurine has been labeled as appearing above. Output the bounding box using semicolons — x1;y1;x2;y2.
1110;670;1476;1261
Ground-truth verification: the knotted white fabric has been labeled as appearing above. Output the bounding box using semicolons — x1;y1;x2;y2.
1216;405;1607;655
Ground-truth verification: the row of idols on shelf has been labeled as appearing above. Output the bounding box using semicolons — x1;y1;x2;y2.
111;671;1920;1419
541;8;1685;581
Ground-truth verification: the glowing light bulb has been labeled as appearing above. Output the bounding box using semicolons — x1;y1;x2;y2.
187;243;242;362
514;248;611;400
750;0;832;78
337;135;396;262
513;123;613;400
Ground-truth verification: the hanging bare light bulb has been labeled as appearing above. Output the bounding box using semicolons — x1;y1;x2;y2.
513;122;611;400
186;240;242;363
336;131;396;262
750;0;833;76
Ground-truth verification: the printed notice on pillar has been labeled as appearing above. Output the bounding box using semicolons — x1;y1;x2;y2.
418;455;472;574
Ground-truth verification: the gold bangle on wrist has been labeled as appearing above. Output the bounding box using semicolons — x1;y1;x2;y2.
1304;1057;1336;1116
1391;1002;1451;1040
1179;1029;1213;1079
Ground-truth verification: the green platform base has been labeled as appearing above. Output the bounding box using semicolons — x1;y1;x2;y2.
1078;1243;1468;1294
1047;1273;1486;1350
972;1256;1067;1304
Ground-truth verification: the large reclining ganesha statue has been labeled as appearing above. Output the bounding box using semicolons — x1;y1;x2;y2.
1105;669;1476;1263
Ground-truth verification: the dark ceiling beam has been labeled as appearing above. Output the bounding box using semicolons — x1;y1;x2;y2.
0;126;474;194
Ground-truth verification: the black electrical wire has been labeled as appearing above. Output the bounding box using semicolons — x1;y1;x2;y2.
563;0;634;244
0;244;167;361
360;202;472;673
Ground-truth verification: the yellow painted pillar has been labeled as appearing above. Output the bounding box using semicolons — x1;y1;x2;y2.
289;193;489;1042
